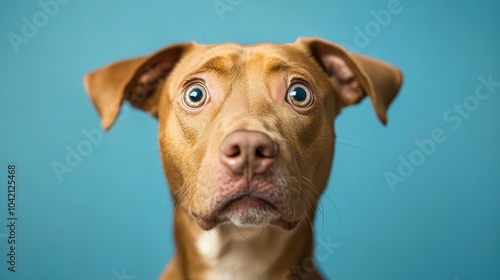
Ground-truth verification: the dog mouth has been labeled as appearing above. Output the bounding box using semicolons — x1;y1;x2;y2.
220;195;271;212
191;194;299;231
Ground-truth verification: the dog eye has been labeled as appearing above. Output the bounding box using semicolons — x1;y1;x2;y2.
182;83;209;109
287;83;313;108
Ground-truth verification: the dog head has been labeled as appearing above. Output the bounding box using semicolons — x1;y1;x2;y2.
84;38;402;231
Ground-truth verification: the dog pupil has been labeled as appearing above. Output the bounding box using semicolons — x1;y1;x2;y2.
189;88;203;102
291;87;307;102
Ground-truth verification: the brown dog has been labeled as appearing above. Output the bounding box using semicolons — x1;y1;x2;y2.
84;38;402;280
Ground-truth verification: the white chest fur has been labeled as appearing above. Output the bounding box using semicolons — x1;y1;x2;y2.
196;226;294;280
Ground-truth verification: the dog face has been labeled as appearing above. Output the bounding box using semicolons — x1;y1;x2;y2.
84;38;402;231
158;42;338;230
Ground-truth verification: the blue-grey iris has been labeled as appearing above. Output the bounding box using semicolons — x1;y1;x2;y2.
183;83;208;109
287;83;312;108
290;86;307;102
189;88;204;102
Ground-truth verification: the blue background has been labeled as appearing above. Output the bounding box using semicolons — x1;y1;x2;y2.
1;0;499;279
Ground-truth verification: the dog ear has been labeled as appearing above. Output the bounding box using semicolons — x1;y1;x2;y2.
297;38;403;124
83;43;193;131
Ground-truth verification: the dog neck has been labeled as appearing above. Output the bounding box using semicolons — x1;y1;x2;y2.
162;209;321;280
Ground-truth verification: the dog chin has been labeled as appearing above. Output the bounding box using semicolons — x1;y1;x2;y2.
192;196;300;231
193;211;299;231
223;215;299;231
222;210;280;227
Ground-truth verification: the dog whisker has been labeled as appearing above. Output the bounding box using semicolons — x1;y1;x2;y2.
299;177;325;232
255;224;266;245
300;176;343;234
173;182;195;221
334;139;381;157
234;226;251;241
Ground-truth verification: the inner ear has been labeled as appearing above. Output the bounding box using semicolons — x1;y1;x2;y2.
126;60;175;115
297;38;403;124
321;55;365;105
122;43;188;118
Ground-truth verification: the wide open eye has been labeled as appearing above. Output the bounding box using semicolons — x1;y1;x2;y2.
287;83;313;108
182;82;209;109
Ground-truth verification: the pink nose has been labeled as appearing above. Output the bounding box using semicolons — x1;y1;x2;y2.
219;130;277;176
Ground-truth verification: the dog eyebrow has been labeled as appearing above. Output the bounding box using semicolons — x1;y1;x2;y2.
261;56;316;83
263;57;293;74
179;55;236;87
193;55;235;75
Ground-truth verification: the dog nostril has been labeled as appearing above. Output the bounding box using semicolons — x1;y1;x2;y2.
256;147;264;157
227;145;241;157
256;146;269;158
255;142;277;158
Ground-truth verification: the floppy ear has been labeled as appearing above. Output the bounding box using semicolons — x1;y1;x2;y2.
297;38;403;124
83;43;193;131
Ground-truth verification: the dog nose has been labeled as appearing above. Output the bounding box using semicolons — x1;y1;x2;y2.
219;130;277;175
